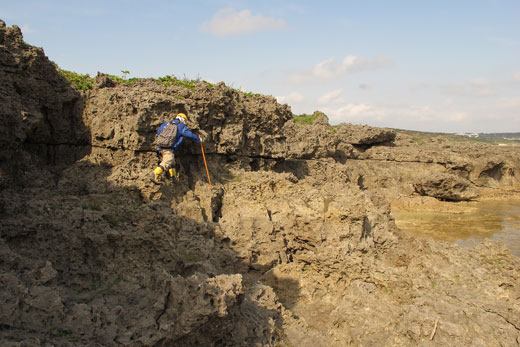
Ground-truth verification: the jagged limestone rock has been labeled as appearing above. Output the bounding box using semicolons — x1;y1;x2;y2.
414;173;480;201
1;20;520;347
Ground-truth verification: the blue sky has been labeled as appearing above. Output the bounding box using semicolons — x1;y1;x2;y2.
2;0;520;133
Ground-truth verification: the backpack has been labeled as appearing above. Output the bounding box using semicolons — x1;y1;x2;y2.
156;121;178;148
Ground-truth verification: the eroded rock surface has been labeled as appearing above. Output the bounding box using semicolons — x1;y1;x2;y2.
414;173;480;201
1;21;520;346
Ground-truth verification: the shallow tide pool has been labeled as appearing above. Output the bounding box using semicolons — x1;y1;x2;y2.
392;200;520;257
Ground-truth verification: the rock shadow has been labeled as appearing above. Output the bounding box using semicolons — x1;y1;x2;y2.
262;272;302;310
0;151;285;346
272;158;310;180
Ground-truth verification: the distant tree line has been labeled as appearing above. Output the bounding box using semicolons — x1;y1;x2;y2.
477;133;520;141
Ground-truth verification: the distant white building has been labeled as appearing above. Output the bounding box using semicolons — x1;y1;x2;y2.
455;132;479;138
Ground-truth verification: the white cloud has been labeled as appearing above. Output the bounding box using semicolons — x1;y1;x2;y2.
513;72;520;82
311;58;338;79
321;103;385;124
317;89;344;105
321;102;468;128
201;8;285;37
450;112;468;122
496;96;520;110
468;77;489;86
442;98;455;106
340;55;391;74
409;83;433;91
440;78;496;97
276;91;304;105
288;55;392;82
20;24;34;34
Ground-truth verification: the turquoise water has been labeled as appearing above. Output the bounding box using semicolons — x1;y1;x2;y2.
393;200;520;257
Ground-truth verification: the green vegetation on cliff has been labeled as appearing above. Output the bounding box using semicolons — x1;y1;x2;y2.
55;66;263;100
157;75;200;90
293;112;322;125
56;68;93;90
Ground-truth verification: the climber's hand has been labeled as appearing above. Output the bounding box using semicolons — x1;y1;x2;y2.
198;131;208;142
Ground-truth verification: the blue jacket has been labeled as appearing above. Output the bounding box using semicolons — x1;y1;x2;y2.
157;119;200;152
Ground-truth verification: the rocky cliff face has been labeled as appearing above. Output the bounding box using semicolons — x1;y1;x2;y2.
0;21;87;191
1;21;520;346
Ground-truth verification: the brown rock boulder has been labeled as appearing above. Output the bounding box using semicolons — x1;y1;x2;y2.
414;173;480;201
335;123;396;145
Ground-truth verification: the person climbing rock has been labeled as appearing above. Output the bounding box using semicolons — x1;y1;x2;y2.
151;113;200;184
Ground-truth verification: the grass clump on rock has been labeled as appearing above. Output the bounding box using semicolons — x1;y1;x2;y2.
293;111;328;125
157;74;214;90
57;68;140;89
57;68;94;90
294;113;318;125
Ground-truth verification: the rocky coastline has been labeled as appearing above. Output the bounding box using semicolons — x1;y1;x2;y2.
1;21;520;346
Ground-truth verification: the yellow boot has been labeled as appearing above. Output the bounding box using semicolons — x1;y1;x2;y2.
151;166;163;184
169;168;179;182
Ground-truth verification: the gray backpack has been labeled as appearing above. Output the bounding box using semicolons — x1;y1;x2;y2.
156;122;178;148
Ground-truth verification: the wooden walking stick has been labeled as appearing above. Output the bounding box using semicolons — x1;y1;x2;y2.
199;137;212;188
430;318;439;341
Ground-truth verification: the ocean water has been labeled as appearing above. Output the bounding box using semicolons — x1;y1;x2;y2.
392;200;520;257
